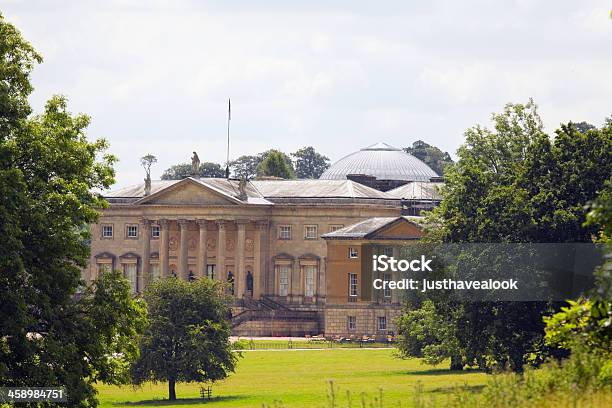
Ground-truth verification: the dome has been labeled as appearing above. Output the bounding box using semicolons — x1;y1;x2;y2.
320;142;438;182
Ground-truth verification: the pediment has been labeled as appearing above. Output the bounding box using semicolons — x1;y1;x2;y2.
368;218;423;240
134;178;241;206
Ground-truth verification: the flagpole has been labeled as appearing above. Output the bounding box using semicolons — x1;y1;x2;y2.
226;98;231;178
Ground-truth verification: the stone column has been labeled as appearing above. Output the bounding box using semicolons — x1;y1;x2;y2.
197;219;208;278
253;221;267;299
216;220;227;281
235;219;248;298
159;219;170;277
140;218;151;291
178;219;189;280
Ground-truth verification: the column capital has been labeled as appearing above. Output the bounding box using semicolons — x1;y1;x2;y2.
216;219;227;230
140;218;151;228
235;219;250;227
159;218;169;227
256;220;270;230
178;219;190;227
196;218;210;227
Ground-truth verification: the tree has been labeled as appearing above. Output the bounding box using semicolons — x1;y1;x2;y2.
140;154;157;178
544;175;612;357
161;162;225;179
403;140;453;176
132;278;238;401
397;100;612;372
572;121;596;135
229;155;260;180
257;150;295;179
291;146;330;178
0;14;147;405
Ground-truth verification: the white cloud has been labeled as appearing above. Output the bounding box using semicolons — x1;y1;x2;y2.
3;0;611;188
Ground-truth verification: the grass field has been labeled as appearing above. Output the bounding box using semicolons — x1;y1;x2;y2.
97;348;487;407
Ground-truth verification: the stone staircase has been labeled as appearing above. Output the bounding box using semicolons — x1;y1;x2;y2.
231;296;321;336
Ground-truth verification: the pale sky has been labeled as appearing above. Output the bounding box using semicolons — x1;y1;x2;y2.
3;0;611;188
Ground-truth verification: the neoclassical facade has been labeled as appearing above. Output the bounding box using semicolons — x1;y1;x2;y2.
87;177;428;336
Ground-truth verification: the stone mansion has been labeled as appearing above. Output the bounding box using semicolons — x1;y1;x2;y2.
85;143;442;337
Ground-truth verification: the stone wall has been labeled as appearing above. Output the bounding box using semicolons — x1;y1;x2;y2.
233;318;320;337
324;304;402;339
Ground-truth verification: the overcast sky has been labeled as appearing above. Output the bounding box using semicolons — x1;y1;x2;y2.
3;0;611;188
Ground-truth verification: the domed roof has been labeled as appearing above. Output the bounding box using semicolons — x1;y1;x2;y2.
320;142;438;181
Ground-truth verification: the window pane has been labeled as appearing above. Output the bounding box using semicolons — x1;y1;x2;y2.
102;225;113;237
378;316;387;330
206;264;215;280
124;263;137;294
304;266;315;297
383;273;391;298
127;225;138;238
150;264;160;281
349;273;357;297
278;266;289;296
304;226;317;239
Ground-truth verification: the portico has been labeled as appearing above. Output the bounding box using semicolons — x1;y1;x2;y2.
138;217;268;299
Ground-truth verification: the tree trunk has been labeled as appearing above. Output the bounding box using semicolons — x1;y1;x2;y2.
168;378;176;401
450;355;464;371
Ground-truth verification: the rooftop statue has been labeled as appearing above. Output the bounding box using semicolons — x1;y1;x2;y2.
191;151;200;176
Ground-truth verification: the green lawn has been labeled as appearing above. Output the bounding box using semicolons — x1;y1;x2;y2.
97;349;486;407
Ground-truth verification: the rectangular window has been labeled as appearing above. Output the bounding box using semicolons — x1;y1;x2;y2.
98;263;111;274
349;247;358;259
347;316;356;331
150;263;160;281
206;264;215;280
330;224;344;233
278;266;290;296
126;224;138;239
102;224;113;238
383;247;394;257
378;316;387;331
348;273;358;297
123;263;137;294
383;273;392;298
304;265;316;297
304;225;318;240
151;225;160;239
278;225;292;240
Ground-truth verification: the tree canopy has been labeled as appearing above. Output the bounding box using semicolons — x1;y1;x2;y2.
291;146;330;178
229;154;261;180
397;100;612;372
256;150;295;179
161;161;225;179
132;278;238;401
0;14;147;405
403;140;453;176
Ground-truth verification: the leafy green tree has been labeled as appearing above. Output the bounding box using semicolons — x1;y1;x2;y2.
403;140;453;176
257;150;295;179
229;154;261;179
0;14;147;405
572;121;596;135
544;176;612;356
291;146;330;178
132;278;238;401
398;100;612;372
161;162;225;179
396;301;464;370
230;150;294;180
